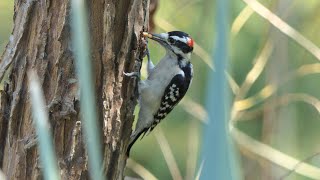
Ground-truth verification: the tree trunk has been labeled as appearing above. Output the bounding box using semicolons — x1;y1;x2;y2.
0;0;149;179
261;1;293;179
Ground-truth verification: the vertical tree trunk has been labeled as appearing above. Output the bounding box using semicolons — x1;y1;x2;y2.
0;0;149;179
261;1;293;179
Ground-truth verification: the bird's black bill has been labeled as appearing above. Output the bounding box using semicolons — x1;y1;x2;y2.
143;32;172;51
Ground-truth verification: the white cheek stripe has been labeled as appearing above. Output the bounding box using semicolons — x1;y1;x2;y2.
171;36;187;44
172;46;183;55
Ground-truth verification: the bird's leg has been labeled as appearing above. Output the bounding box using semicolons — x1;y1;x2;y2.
140;38;154;76
145;47;155;76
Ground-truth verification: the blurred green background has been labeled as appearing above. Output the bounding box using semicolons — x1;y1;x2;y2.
0;1;13;51
2;0;320;179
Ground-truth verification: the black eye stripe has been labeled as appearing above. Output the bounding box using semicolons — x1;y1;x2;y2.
168;37;175;44
175;41;193;53
175;40;185;47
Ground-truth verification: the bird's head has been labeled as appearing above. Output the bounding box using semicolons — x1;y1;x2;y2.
143;31;194;60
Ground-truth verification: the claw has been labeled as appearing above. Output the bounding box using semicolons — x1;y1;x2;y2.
123;71;141;99
123;71;141;79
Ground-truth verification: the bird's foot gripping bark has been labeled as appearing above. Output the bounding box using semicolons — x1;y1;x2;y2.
123;71;141;80
123;71;141;99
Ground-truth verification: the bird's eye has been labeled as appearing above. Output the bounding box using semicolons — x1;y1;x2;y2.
168;38;175;44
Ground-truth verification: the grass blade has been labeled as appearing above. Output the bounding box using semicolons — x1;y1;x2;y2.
231;126;320;179
242;0;320;60
71;0;103;179
201;0;240;179
195;160;204;180
185;120;199;180
231;6;254;36
29;71;60;180
126;159;158;180
154;128;183;180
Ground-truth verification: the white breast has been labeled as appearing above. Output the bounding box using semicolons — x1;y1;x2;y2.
140;54;184;115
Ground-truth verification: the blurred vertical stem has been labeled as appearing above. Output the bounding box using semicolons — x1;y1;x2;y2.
29;72;60;180
71;0;103;179
200;0;240;179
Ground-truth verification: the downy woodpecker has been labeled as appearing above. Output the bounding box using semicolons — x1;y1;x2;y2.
125;31;194;155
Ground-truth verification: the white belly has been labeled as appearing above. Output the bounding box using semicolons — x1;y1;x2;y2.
140;64;182;115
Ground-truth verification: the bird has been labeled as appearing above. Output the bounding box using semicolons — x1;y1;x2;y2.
124;31;194;156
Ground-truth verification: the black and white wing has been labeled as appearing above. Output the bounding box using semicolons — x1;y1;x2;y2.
150;72;192;132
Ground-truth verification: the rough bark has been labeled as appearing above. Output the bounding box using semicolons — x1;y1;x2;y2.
0;0;149;179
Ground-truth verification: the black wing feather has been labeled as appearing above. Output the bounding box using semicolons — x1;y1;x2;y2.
153;75;186;117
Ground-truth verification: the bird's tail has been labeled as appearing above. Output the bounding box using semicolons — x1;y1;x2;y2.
126;128;148;156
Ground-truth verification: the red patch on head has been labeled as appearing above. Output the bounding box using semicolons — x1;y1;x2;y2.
187;38;194;48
